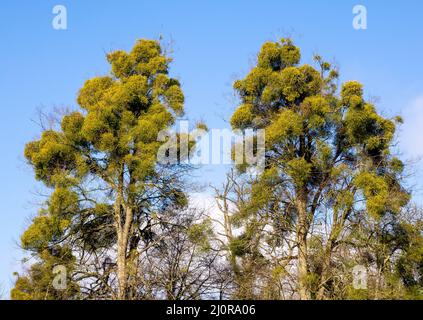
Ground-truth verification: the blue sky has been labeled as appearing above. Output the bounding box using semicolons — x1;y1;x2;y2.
1;0;423;296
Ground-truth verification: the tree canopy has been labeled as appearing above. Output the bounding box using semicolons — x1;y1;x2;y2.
229;38;415;299
13;39;196;299
12;38;423;300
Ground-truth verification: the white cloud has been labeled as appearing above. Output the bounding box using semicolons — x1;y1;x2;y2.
189;192;216;212
399;96;423;205
400;96;423;158
189;192;243;238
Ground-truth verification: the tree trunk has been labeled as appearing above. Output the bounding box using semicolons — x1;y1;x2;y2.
116;206;133;300
117;232;128;300
297;231;309;300
296;192;310;300
317;208;351;300
316;242;333;300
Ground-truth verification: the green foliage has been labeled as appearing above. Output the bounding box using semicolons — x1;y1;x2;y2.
187;219;214;252
265;109;303;146
231;37;409;222
394;221;423;295
21;215;66;251
11;247;79;300
230;104;254;129
230;38;412;300
286;158;312;187
14;36;419;301
24;39;185;188
257;38;301;70
15;39;190;300
229;233;252;257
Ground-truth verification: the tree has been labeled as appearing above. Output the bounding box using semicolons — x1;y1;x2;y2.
13;36;421;301
230;38;410;299
11;247;80;300
14;39;191;299
134;208;219;300
213;170;297;299
344;205;423;299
